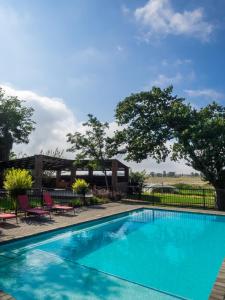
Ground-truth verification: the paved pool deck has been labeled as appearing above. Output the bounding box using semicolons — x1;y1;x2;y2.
0;203;143;243
1;202;225;300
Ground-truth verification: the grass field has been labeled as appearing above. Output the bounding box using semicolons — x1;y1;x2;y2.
146;176;211;187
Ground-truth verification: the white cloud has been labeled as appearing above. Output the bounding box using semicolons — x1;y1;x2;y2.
1;83;121;158
1;83;195;173
151;73;182;87
1;83;81;157
134;0;213;41
185;89;224;100
126;158;194;174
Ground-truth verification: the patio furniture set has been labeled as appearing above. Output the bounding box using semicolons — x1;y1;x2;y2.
0;192;75;224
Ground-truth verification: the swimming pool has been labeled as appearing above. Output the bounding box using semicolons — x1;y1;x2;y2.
0;208;225;299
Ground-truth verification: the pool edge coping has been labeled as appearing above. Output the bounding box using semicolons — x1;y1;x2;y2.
0;206;144;246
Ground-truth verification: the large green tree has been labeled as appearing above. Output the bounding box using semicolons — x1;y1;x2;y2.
67;114;116;190
0;88;35;161
115;86;225;210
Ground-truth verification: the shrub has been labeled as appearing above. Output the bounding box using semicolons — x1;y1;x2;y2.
89;196;109;205
72;179;89;195
3;168;33;197
173;183;194;189
128;170;148;194
71;198;82;207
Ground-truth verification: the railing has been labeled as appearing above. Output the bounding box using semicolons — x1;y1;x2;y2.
0;187;218;211
0;188;94;212
127;186;216;209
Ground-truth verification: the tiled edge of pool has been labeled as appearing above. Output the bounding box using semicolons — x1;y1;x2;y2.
2;204;225;299
209;259;225;300
0;206;143;246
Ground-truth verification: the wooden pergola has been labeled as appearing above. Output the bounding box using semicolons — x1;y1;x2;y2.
0;155;129;192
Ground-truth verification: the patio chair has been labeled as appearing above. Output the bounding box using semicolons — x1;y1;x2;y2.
17;195;51;219
43;192;75;215
0;212;18;224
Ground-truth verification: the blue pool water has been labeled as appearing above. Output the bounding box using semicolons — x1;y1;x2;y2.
0;209;225;299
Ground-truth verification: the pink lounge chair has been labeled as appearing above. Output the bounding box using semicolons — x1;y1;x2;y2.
0;212;18;223
43;192;75;215
18;195;51;219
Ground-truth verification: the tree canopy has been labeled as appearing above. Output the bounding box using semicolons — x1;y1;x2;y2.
115;86;225;209
67;114;115;189
0;88;35;161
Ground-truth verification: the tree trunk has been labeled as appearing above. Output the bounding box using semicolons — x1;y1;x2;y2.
103;169;109;190
0;134;13;161
83;192;87;206
0;144;11;161
215;188;225;211
100;159;109;190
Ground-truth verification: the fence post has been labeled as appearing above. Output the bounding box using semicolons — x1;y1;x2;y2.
203;189;206;209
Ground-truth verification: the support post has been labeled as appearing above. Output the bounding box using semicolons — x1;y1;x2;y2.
34;155;43;189
124;167;129;194
0;169;4;188
124;167;129;182
70;167;76;184
56;170;61;187
112;160;118;196
88;167;93;184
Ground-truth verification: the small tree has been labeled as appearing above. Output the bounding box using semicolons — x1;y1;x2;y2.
115;86;225;210
67;114;116;190
0;88;35;161
129;170;148;194
72;179;89;205
40;148;64;158
9;151;28;160
3;168;33;209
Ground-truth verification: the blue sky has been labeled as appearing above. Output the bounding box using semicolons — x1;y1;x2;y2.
1;0;225;173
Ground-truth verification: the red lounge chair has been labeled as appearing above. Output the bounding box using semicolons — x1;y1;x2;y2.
0;213;18;223
18;195;51;219
43;192;75;215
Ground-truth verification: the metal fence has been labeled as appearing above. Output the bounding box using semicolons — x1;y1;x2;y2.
0;188;94;212
127;186;216;209
0;187;219;211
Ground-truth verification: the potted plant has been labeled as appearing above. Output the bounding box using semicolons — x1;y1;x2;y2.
72;179;89;206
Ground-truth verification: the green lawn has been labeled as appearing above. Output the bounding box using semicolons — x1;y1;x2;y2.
128;191;215;208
